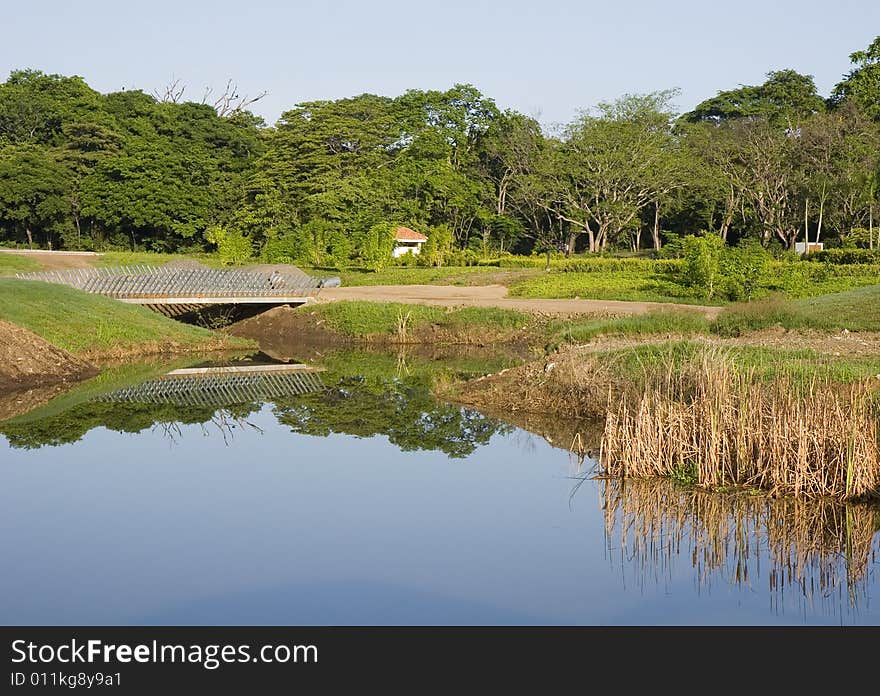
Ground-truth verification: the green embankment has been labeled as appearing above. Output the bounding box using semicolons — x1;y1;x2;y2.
306;286;880;342
714;285;880;336
0;254;41;276
305;301;533;340
0;279;253;356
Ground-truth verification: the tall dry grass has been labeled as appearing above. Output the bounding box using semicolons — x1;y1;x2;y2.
601;347;880;501
601;477;879;608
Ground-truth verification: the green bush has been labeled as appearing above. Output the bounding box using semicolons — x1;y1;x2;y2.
721;239;771;301
359;222;396;271
204;225;253;265
681;234;725;299
807;248;880;264
262;232;314;265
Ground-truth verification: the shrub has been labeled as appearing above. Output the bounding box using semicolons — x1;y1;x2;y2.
327;230;355;270
721;239;771;301
204;225;253;265
420;224;455;267
808;248;880;264
681;234;725;299
262;232;314;265
359;222;396;271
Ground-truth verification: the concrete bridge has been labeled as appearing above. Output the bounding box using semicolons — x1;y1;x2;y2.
16;265;338;316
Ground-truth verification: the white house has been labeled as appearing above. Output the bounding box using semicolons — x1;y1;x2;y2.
392;226;427;257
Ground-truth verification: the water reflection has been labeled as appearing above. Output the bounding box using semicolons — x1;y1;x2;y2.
0;348;513;458
599;476;880;616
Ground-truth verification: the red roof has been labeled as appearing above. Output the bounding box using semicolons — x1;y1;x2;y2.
394;226;427;242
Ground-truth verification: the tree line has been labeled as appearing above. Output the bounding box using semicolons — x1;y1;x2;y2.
1;36;879;265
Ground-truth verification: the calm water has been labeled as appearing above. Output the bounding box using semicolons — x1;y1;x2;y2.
1;349;879;625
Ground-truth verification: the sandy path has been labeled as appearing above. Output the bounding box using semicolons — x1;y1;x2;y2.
315;284;722;318
0;249;101;270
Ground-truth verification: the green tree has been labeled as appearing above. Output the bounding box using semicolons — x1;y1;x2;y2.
0;144;72;247
685;70;825;125
832;36;880;120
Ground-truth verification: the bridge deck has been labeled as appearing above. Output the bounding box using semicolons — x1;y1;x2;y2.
15;265;327;308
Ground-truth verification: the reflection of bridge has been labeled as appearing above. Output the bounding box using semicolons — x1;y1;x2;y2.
96;365;326;407
16;265;337;315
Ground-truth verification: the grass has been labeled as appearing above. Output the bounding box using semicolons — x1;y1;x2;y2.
304;301;532;340
0;279;253;356
508;266;701;304
549;311;711;348
714;286;880;336
0;253;41;276
308;265;523;287
589;340;880;385
507;259;880;304
95;251;228;268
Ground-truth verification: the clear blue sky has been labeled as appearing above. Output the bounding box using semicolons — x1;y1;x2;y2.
4;0;879;128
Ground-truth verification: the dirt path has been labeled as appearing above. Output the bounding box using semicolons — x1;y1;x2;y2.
315;284;722;318
0;249;101;270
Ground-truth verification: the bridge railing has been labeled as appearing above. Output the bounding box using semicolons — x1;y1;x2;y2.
15;265;327;299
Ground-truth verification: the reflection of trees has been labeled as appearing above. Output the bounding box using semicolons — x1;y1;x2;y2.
601;477;880;614
0;401;260;449
273;375;508;458
1;363;509;458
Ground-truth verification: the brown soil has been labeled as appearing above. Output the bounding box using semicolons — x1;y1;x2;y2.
0;249;100;270
0;319;97;392
315;284;722;319
227;305;345;354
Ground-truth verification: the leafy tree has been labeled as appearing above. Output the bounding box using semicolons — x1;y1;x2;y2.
832;36;880;120
0;144;72;247
685;70;825;125
421;224;454;266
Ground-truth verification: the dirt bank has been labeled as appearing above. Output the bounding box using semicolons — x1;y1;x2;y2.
315;284;722;319
0;320;98;392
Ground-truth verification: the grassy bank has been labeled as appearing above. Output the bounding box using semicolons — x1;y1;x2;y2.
284;284;880;351
450;340;880;501
714;286;880;336
291;301;536;345
0;279;253;358
0;253;41;276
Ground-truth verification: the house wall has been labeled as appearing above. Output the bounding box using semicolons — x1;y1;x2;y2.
392;242;423;258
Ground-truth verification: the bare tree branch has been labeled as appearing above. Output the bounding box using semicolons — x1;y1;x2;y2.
152;77;186;104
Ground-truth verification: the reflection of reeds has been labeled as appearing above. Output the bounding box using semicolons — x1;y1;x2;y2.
601;477;879;609
601;348;880;501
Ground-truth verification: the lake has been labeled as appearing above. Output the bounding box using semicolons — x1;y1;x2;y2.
1;347;878;625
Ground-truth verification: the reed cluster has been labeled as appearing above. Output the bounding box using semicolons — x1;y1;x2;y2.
601;347;880;501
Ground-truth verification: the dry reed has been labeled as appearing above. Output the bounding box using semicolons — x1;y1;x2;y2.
601;347;880;501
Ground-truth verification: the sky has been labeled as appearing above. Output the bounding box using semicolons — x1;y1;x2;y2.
3;0;879;130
